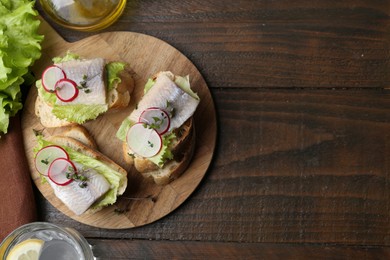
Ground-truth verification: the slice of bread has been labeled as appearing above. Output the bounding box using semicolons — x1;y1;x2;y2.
62;125;98;150
123;118;195;185
35;65;134;128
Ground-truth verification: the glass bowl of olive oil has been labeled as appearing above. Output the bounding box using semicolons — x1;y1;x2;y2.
39;0;127;31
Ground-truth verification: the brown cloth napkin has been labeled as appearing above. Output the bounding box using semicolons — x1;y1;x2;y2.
0;114;37;241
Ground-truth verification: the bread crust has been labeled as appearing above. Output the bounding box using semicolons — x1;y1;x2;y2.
62;125;98;150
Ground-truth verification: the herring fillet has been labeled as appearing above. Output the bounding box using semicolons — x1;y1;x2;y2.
129;74;200;131
55;58;107;105
48;163;110;215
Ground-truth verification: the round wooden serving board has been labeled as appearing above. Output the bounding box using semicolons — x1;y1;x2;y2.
21;20;216;229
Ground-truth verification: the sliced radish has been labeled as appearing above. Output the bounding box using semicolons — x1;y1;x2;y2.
126;123;162;158
48;158;76;186
55;79;79;102
35;145;69;176
139;108;171;134
42;65;66;93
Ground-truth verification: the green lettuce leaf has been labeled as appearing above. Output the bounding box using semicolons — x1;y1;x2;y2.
116;117;133;142
52;104;108;124
36;79;56;105
106;62;125;91
0;94;9;131
52;52;80;63
143;78;155;94
0;0;43;134
174;75;199;100
148;131;176;167
35;136;126;209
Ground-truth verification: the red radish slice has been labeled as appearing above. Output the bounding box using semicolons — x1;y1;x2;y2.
55;79;79;102
35;145;69;176
48;158;76;186
139;108;171;134
126;123;162;158
42;65;66;93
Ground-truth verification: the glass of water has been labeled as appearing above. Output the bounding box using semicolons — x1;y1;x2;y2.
0;222;94;260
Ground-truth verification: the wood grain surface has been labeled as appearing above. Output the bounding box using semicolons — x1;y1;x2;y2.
21;19;216;229
88;239;390;260
31;0;390;257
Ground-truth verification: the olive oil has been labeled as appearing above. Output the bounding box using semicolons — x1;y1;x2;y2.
40;0;127;31
75;0;116;19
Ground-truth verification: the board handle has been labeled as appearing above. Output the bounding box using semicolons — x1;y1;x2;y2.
38;16;70;48
32;17;71;76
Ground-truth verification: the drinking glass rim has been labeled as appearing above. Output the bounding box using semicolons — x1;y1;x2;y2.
0;222;94;259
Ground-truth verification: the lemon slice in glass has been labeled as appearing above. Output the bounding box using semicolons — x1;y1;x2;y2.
6;239;44;260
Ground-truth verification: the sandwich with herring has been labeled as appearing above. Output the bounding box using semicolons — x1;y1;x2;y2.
116;71;200;185
34;126;127;215
35;52;134;128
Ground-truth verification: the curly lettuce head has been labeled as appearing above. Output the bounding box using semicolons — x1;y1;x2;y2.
0;0;43;134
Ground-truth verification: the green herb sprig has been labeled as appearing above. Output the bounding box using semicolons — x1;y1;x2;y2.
77;74;92;93
65;166;89;188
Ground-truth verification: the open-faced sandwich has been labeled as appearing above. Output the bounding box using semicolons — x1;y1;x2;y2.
34;126;127;215
35;52;134;128
116;71;200;185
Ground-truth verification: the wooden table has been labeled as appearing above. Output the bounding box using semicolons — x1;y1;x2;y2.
33;1;390;258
